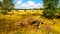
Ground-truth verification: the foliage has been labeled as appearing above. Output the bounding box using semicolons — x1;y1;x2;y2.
0;0;15;9
0;0;15;14
43;0;59;18
0;10;8;15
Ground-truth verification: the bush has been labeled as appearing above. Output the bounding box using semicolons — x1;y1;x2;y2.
43;0;58;19
43;9;56;19
1;10;8;15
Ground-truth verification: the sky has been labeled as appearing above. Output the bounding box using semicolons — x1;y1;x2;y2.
0;0;59;9
13;0;43;9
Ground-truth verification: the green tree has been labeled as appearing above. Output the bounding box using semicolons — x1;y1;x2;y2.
0;0;15;9
0;0;15;14
43;0;59;18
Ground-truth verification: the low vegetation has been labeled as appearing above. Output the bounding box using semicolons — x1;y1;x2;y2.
0;10;60;34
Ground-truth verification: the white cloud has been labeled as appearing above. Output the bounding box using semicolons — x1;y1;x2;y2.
15;0;22;4
35;3;43;8
15;0;43;9
27;1;34;5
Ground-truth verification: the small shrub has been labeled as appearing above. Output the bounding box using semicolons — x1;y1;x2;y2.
43;9;56;19
1;10;8;15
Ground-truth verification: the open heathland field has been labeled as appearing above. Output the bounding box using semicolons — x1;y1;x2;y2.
0;10;60;34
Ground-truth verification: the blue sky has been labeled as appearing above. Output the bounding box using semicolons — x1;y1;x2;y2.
0;0;60;9
22;0;43;4
13;0;43;4
13;0;43;9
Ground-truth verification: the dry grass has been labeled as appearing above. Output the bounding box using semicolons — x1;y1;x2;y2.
0;10;60;34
